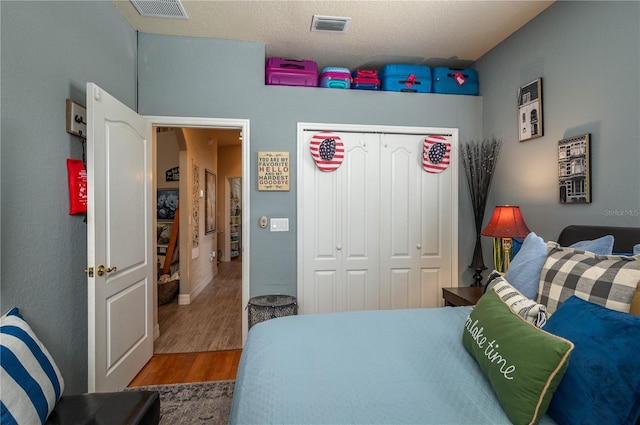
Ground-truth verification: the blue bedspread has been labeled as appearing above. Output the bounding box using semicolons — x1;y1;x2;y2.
229;307;558;424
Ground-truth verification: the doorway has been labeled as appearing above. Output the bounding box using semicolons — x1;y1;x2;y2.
148;116;251;350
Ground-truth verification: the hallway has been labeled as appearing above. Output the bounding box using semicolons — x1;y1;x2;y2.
154;260;242;353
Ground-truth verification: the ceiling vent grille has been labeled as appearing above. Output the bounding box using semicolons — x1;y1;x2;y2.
130;0;188;19
311;15;351;33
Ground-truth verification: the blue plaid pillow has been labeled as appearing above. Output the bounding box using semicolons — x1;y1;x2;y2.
1;308;64;424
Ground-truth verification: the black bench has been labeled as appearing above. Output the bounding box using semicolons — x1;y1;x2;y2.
45;390;159;425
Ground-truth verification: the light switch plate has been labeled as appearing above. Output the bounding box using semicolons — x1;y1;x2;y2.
270;218;289;232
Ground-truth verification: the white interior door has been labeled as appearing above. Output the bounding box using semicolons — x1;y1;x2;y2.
300;131;381;314
298;126;457;314
379;134;455;309
86;83;153;392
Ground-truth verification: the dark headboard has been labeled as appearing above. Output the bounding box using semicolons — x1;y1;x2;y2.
557;225;640;254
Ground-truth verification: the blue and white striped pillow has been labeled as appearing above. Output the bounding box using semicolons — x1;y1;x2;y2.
1;307;64;425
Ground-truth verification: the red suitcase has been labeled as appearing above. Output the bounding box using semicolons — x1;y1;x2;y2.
351;69;380;90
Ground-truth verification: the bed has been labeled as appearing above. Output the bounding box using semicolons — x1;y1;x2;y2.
230;225;640;425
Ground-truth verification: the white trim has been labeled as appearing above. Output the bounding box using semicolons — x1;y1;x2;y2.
146;115;250;346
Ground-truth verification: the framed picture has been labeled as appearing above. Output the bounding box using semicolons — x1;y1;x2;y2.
157;222;173;246
157;188;179;220
558;133;590;204
518;78;543;142
205;169;216;234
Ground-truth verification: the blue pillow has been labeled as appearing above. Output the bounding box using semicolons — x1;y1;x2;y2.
504;233;616;300
635;244;640;255
1;307;64;425
569;234;614;255
504;232;547;299
544;296;640;425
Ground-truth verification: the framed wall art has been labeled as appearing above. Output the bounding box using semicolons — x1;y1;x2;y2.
205;169;216;234
157;222;173;246
518;78;543;142
558;133;590;204
157;188;179;220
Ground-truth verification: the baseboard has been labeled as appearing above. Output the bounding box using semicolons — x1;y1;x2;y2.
177;274;213;305
191;275;212;299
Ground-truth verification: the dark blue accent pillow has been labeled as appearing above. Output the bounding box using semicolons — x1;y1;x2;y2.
544;296;640;425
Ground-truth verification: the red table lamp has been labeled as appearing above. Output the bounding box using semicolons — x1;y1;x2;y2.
481;205;531;272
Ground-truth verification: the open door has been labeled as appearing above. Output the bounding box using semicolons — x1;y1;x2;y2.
86;83;154;392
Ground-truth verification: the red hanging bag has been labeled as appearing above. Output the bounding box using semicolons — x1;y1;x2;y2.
67;159;87;215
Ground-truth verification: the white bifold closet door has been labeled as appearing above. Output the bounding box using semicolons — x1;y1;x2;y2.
298;129;457;315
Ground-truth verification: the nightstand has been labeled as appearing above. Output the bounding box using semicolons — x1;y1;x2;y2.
442;286;485;307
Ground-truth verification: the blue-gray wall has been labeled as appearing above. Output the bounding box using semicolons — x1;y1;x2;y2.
1;0;638;395
475;1;640;252
1;1;137;393
137;32;483;298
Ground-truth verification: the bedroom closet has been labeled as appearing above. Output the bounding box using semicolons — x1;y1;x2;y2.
298;126;458;315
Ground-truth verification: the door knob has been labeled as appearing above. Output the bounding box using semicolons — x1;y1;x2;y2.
416;244;422;249
96;265;118;276
336;245;342;250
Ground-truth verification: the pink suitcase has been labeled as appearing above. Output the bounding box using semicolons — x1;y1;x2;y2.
266;57;318;87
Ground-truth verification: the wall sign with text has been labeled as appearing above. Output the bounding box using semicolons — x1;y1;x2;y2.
258;151;290;191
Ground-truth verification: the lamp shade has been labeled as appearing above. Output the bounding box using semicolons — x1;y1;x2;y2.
481;205;531;238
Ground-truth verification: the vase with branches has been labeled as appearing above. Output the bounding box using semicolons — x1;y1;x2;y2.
460;137;503;286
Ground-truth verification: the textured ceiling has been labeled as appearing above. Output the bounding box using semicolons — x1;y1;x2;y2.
112;0;554;72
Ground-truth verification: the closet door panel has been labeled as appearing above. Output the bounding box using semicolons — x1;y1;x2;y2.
420;172;442;255
342;134;381;311
420;269;441;308
386;144;414;258
314;271;337;314
301;131;380;314
379;135;420;308
389;268;411;310
345;270;367;311
301;130;341;314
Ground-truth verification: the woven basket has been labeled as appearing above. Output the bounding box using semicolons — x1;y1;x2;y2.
158;280;179;305
247;295;297;328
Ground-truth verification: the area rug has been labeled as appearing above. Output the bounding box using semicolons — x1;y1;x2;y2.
127;380;235;425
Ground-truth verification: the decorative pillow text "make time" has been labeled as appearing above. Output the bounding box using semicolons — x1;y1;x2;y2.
462;290;573;425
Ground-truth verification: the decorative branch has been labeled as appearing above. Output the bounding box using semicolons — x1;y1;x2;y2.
460;138;503;234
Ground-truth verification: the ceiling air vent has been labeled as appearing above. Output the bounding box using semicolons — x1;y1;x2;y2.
311;15;351;33
130;0;188;19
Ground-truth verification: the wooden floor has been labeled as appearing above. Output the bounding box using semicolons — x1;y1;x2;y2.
129;259;243;387
154;259;242;353
129;350;242;386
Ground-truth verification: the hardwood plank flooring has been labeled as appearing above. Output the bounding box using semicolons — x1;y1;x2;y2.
154;259;242;353
128;260;243;387
128;350;242;386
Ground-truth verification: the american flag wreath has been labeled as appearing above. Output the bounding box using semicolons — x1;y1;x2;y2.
423;135;451;173
309;132;344;172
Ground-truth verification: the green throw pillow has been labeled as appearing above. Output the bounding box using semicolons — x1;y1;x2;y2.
462;290;574;425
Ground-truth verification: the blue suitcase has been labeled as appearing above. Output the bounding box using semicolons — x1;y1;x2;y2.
319;67;351;89
380;64;431;93
432;67;479;95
